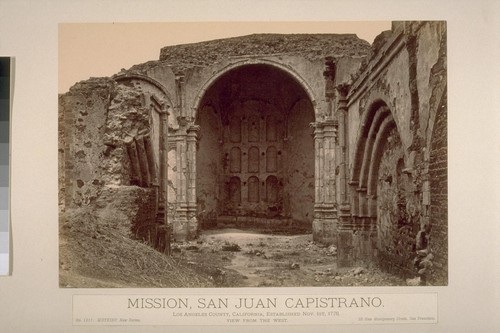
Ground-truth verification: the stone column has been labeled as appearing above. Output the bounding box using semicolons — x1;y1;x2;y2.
173;133;189;239
335;86;355;266
311;119;338;245
333;84;378;267
149;96;169;223
186;124;200;235
159;107;168;224
150;98;171;254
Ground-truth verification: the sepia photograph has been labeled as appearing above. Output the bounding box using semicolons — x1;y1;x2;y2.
1;0;499;331
59;21;447;289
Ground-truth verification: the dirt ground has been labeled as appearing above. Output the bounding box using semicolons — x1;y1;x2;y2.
172;229;406;287
59;208;214;288
60;208;407;288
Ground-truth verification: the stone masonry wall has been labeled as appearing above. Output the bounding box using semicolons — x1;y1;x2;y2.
128;34;371;126
59;78;161;243
158;34;371;72
104;83;152;186
285;99;315;224
196;104;222;228
60;78;116;207
344;21;447;283
376;128;419;277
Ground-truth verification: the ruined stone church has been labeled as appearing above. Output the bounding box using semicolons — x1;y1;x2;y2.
59;21;447;284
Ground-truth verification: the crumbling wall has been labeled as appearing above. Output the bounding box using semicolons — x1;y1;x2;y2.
376;128;418;276
95;185;156;238
104;83;152;185
344;21;447;283
428;91;447;285
58;94;66;212
60;78;116;207
59;77;166;248
159;34;371;71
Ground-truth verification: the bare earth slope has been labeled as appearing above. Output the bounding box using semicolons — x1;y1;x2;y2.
59;207;215;288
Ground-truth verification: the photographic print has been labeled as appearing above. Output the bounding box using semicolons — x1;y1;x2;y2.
58;21;447;289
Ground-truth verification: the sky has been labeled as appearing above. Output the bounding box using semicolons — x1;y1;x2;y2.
59;21;391;93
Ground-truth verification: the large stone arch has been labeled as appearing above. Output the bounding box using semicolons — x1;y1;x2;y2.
114;73;175;106
351;99;391;185
350;98;401;218
191;59;318;121
194;61;317;231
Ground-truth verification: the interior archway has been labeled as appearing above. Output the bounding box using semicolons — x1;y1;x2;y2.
195;64;315;230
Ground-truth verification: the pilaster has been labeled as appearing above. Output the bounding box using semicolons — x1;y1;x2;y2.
335;84;377;267
170;122;200;241
336;85;350;210
311;119;338;245
335;85;355;265
150;95;169;226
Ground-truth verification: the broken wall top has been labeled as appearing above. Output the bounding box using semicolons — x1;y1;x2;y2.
154;34;371;73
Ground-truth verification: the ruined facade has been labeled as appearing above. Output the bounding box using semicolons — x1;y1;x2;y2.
59;21;447;284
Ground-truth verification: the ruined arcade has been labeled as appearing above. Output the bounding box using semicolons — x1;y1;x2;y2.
59;21;447;286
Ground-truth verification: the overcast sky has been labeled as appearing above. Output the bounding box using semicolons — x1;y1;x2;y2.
59;21;391;93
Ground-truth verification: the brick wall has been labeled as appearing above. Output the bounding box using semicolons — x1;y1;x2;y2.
429;91;448;284
376;128;419;277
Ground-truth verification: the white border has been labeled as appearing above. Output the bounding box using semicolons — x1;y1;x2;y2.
0;0;499;332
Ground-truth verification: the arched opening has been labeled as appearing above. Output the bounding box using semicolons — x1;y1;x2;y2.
195;64;315;229
351;101;396;219
350;101;420;274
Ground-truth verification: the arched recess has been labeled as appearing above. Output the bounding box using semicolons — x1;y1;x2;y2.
114;73;174;107
266;175;279;204
351;100;390;187
191;59;318;120
350;100;400;219
366;117;397;200
350;99;421;274
229;147;241;173
228;177;241;204
266;146;278;172
248;146;260;173
248;176;260;203
195;62;315;226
